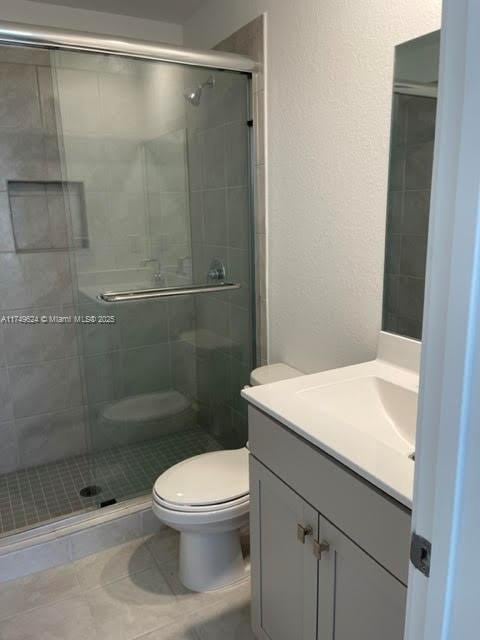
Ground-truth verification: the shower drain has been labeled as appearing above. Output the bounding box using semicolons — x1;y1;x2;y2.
79;485;102;498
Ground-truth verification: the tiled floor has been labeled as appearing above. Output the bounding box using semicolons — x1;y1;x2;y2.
0;428;220;536
0;528;255;639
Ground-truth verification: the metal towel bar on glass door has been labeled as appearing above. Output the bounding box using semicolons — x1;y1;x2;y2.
99;282;240;303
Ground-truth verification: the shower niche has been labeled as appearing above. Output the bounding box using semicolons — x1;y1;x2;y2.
8;180;88;252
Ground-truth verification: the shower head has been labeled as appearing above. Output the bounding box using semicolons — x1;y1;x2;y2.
184;87;202;106
184;75;215;106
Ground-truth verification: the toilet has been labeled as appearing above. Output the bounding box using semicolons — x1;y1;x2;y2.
152;363;302;592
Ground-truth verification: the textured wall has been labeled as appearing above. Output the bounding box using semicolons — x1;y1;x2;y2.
184;0;441;373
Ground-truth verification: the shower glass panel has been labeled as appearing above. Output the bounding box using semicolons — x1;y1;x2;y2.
51;52;254;507
0;43;253;538
0;44;94;536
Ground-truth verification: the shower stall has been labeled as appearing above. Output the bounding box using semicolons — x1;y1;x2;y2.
0;25;256;538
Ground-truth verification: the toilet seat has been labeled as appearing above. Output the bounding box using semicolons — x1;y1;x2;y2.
153;491;249;514
152;491;249;528
153;448;249;509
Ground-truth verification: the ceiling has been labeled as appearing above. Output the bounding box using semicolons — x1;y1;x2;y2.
26;0;206;24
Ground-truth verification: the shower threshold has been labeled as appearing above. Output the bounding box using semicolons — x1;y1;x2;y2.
0;426;220;538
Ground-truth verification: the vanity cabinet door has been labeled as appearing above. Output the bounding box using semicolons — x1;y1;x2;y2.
317;517;407;640
250;457;318;640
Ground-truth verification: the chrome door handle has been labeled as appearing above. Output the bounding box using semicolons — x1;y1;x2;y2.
313;539;330;560
297;524;313;544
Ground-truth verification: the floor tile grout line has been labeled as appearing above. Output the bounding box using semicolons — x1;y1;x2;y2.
0;537;252;639
0;536;161;625
0;585;85;626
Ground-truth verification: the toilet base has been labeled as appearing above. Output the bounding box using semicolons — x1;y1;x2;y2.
179;530;249;592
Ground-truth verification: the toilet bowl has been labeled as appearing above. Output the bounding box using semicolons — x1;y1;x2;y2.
152;363;302;592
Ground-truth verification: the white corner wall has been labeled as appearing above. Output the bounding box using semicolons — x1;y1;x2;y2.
0;0;183;44
184;0;441;373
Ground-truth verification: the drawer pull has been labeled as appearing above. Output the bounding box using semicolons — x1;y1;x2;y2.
297;524;313;544
313;539;330;560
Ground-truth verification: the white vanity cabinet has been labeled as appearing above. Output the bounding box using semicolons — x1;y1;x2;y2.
317;517;407;640
248;406;411;640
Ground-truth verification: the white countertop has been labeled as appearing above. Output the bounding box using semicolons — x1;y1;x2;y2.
242;354;419;509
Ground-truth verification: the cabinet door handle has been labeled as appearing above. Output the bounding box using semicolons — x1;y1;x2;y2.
313;539;330;560
297;524;313;544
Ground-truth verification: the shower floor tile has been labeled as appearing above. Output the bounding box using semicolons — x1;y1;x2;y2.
0;427;220;537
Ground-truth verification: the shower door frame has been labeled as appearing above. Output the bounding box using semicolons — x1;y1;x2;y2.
0;21;260;545
0;20;258;72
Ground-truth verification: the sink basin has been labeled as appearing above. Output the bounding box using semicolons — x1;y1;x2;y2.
242;334;421;507
297;376;417;454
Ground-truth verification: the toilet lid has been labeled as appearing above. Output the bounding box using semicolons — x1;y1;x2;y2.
153;448;249;507
102;391;190;424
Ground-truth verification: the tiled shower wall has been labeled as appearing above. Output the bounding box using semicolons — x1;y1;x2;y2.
215;15;267;366
0;46;85;476
54;52;195;455
55;51;190;278
145;129;192;277
383;93;436;340
184;66;253;448
0;48;196;475
54;53;150;273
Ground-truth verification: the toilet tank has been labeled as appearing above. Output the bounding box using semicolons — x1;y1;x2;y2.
250;363;302;386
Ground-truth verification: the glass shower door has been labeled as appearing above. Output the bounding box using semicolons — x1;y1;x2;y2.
51;50;254;507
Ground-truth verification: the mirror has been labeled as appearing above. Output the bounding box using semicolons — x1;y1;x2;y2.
382;31;440;340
